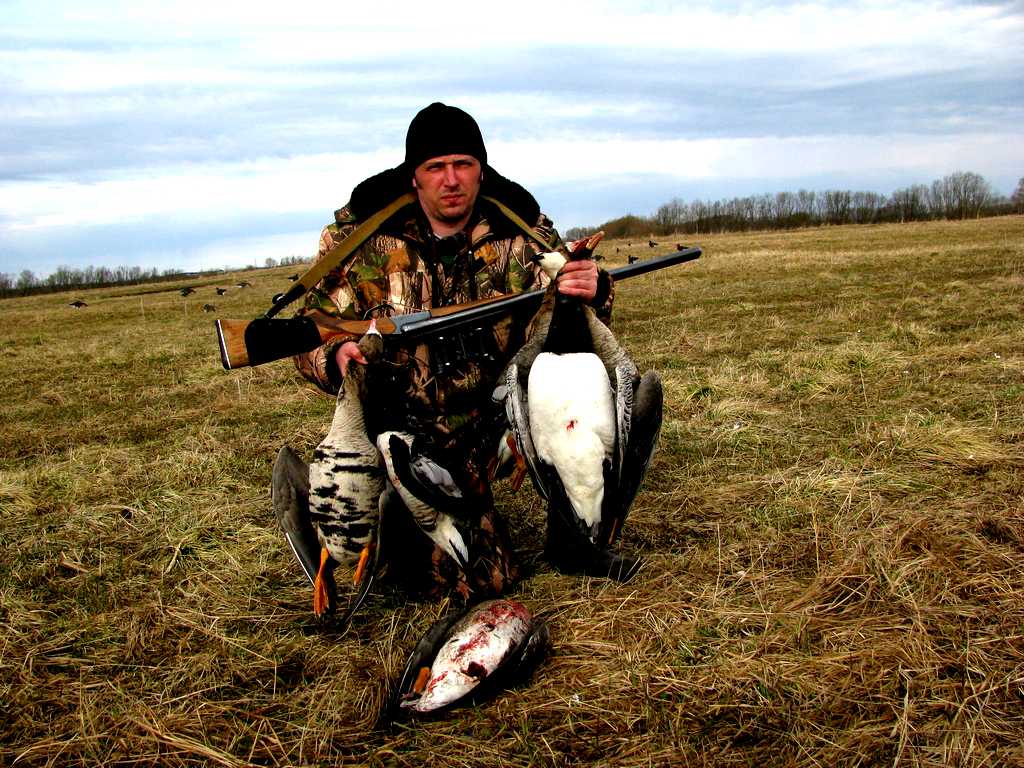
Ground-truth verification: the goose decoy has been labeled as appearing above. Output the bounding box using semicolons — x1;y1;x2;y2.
215;287;228;295
376;431;472;571
236;280;252;288
628;255;640;264
495;233;662;581
675;243;687;251
287;273;300;281
69;300;88;308
180;286;195;296
201;303;216;313
648;239;657;248
272;321;386;617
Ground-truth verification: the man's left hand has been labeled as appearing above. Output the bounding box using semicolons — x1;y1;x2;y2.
556;260;598;302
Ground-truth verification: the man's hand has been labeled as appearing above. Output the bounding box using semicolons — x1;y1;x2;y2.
556;260;598;302
335;341;367;378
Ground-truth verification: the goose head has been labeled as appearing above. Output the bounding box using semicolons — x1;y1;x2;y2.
531;251;567;280
358;318;384;363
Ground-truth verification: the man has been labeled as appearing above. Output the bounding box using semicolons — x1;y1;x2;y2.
291;103;615;602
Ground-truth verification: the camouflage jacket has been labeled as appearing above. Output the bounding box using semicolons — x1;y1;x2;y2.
293;166;614;472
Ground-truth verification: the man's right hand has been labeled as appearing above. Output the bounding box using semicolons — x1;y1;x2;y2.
335;341;367;377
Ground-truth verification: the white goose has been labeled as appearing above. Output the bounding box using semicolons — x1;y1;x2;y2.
496;236;663;580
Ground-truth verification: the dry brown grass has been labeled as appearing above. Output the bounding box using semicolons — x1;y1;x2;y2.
2;216;1024;766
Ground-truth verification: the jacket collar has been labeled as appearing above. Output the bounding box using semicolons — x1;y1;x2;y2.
342;163;541;240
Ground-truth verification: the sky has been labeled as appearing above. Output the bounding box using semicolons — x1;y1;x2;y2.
1;0;1022;279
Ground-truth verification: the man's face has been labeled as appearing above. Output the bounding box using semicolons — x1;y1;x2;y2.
412;154;482;233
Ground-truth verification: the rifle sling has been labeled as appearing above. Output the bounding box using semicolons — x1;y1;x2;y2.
264;192;417;318
263;192;554;319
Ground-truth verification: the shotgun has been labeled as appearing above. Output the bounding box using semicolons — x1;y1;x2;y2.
215;246;701;370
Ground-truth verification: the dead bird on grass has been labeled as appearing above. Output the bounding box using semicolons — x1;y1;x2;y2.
382;599;549;722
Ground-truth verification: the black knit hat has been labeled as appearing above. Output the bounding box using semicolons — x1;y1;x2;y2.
404;102;487;170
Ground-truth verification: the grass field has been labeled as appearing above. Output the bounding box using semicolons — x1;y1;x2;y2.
2;216;1023;767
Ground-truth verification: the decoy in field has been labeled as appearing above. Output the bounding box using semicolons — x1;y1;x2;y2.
628;255;640;264
495;233;662;581
236;280;252;288
180;286;196;296
201;303;216;313
376;430;472;571
675;243;687;251
272;321;386;617
648;239;657;248
69;299;88;308
288;273;300;281
215;287;228;295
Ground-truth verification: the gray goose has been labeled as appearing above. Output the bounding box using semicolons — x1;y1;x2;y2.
273;321;386;616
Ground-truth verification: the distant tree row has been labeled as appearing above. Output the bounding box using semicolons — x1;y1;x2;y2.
566;172;1024;241
263;254;310;269
0;253;311;300
0;264;189;299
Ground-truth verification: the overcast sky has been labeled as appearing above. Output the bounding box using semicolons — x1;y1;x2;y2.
2;0;1022;278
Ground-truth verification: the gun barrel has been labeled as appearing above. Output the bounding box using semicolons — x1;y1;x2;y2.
216;245;702;370
607;246;701;280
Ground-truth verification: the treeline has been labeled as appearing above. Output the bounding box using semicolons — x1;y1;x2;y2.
566;172;1024;240
0;254;309;299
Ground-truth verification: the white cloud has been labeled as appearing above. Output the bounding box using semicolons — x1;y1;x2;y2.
1;0;1021;276
3;130;1018;237
0;148;400;231
495;131;1024;187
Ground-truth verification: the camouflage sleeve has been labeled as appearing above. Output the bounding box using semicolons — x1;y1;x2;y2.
291;222;364;395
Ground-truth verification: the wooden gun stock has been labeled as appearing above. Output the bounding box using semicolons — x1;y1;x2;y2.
215;246;701;370
216;313;387;370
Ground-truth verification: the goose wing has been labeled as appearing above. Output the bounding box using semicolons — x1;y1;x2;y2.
601;370;663;546
612;360;636;484
500;360;553;501
271;445;320;587
383;433;473;522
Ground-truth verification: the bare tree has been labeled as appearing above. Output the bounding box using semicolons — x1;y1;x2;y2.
1011;177;1024;214
823;190;852;224
927;178;953;219
16;270;37;293
851;191;885;224
946;171;992;218
654;198;687;233
891;185;929;222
